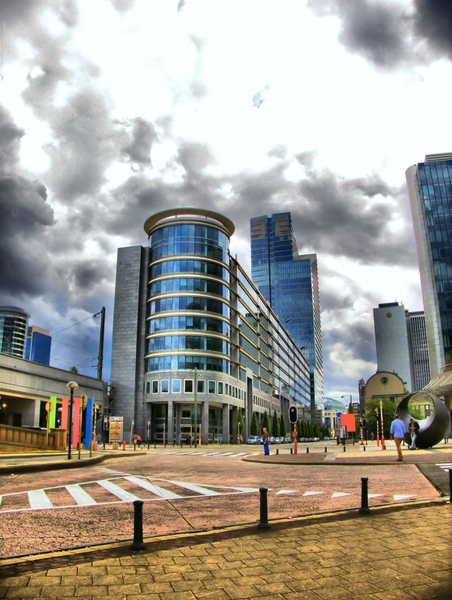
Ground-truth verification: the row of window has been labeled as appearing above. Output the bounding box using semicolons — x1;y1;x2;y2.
148;336;229;354
150;242;227;263
150;259;228;280
149;316;229;335
149;224;229;247
145;377;245;400
149;296;230;317
148;355;230;373
150;278;229;299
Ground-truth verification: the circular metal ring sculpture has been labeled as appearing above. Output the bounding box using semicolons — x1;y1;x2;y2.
396;392;450;448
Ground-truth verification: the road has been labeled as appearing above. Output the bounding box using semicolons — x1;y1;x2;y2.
0;445;444;558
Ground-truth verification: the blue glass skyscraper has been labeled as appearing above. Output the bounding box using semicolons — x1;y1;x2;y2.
24;326;52;366
250;213;324;423
406;153;452;377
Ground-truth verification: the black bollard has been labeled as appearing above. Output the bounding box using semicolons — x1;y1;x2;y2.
258;487;270;529
343;444;346;452
359;477;370;514
290;447;293;454
276;448;279;455
130;500;146;550
449;469;452;503
147;442;150;450
306;447;309;454
324;446;327;453
363;445;366;451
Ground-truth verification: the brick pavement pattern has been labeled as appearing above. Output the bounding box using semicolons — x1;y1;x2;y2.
1;502;450;599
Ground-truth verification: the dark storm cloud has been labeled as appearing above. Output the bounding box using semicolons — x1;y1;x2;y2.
268;145;288;160
296;151;316;169
110;0;137;12
120;118;155;166
324;320;377;367
307;0;451;67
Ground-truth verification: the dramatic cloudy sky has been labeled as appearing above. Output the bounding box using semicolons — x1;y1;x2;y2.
1;0;451;402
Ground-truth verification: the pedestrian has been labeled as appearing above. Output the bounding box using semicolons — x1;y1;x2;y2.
409;418;419;450
262;427;270;455
219;435;223;445
390;414;407;461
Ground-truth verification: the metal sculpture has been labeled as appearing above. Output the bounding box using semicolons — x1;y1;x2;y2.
396;392;450;448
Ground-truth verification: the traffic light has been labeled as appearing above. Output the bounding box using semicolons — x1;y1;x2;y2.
289;405;297;424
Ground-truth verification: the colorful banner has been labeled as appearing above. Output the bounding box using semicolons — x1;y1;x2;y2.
84;397;93;449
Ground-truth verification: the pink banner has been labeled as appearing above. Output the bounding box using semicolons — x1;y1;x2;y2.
72;397;80;448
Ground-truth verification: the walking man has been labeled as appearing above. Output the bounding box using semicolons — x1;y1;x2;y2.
262;427;270;456
390;414;406;461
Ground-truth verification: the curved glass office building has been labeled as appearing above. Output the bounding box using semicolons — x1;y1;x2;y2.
111;208;311;444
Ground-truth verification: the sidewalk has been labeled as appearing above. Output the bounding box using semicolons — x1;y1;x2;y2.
0;501;450;599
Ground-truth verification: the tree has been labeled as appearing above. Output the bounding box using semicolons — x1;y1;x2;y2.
262;410;270;433
280;412;286;438
347;401;354;414
250;412;259;436
272;411;280;437
69;366;79;373
365;397;398;438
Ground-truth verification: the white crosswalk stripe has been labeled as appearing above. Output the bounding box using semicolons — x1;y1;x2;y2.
436;463;452;472
28;489;53;509
97;479;141;502
65;484;96;506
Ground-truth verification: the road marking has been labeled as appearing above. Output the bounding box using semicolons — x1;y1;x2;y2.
167;481;222;496
331;492;351;498
276;490;298;495
368;494;384;498
97;480;141;502
65;484;97;506
436;463;452;472
393;494;416;501
303;491;324;496
28;490;53;509
125;476;181;499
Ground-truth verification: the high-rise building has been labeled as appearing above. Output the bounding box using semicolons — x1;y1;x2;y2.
250;213;323;423
406;153;452;377
0;306;29;358
406;311;431;390
24;326;52;366
373;302;431;392
110;208;311;443
373;302;413;390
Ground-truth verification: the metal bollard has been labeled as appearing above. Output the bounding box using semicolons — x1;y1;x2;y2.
290;448;293;454
324;446;327;453
130;500;146;550
306;447;309;454
363;445;366;451
343;444;346;452
258;487;270;529
276;448;279;455
359;477;370;514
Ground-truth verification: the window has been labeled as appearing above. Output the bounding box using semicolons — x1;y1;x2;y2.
208;381;216;394
197;379;205;393
152;381;158;394
172;379;181;393
161;380;169;393
185;380;194;393
218;382;223;394
146;382;150;394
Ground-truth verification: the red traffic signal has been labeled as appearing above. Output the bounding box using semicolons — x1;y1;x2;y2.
289;405;298;424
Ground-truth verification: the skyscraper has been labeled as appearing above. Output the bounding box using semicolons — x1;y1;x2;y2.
250;212;323;423
24;326;52;366
0;306;29;358
110;208;311;443
406;153;452;376
373;302;430;391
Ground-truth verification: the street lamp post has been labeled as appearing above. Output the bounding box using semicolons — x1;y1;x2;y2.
65;381;79;460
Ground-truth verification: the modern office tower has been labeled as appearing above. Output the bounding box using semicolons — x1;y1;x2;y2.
373;302;413;390
406;153;452;377
110;208;311;443
24;326;52;366
406;311;431;390
250;212;324;424
0;306;29;358
373;302;431;392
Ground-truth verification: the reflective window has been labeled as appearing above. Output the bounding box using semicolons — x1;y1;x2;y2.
161;380;169;393
150;296;229;317
208;381;215;394
172;379;181;393
149;316;229;335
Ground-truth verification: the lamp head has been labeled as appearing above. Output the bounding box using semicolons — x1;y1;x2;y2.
66;381;79;390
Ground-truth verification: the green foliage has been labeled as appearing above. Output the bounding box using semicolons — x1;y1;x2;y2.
262;410;270;433
250;412;259;436
237;408;245;438
69;366;79;373
280;412;286;437
272;411;280;437
365;397;399;438
313;424;321;438
347;401;355;414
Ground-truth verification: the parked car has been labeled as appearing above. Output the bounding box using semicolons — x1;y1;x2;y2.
247;435;261;445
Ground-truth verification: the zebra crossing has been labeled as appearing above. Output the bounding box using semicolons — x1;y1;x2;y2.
436;463;452;472
148;450;259;458
0;470;423;514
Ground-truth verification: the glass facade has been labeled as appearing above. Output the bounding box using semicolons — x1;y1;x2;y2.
0;307;29;358
111;208;312;445
24;327;52;366
406;155;452;376
250;213;324;421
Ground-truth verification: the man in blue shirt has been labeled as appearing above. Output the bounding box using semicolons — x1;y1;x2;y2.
390;414;406;461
